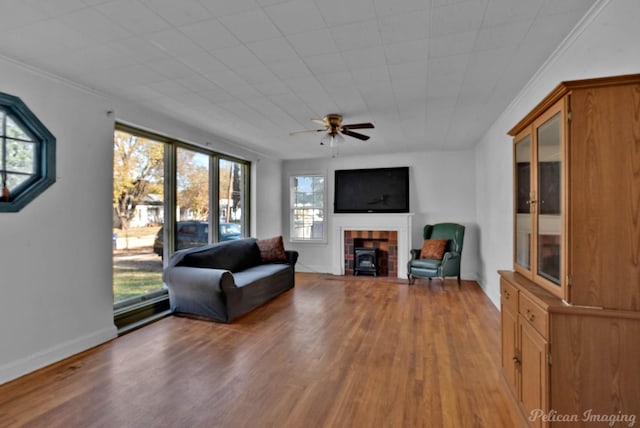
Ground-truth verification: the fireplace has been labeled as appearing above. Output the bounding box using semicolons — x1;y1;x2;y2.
333;213;412;278
354;247;377;276
344;230;397;277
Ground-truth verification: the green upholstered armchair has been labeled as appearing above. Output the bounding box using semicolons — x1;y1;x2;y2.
408;223;465;286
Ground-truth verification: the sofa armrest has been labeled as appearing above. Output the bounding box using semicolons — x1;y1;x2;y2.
286;250;299;266
163;266;234;294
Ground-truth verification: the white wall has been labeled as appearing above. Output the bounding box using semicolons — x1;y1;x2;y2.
283;150;479;279
0;58;117;384
474;0;640;308
0;57;281;384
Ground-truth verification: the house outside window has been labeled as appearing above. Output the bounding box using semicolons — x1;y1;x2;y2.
0;92;55;212
290;174;325;242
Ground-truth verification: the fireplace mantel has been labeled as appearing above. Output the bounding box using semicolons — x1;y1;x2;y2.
332;213;413;278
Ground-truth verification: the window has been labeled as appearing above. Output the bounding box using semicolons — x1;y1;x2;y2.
219;158;247;241
290;174;325;242
113;124;251;329
0;92;55;212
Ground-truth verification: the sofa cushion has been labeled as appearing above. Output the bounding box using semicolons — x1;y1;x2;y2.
256;236;287;263
177;238;261;272
420;239;448;259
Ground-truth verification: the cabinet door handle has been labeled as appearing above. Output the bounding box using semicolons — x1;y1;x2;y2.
512;356;521;365
525;309;535;322
504;290;510;299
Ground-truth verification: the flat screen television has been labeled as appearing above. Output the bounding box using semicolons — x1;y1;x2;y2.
334;167;409;213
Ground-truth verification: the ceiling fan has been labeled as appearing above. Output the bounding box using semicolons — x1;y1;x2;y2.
289;114;375;144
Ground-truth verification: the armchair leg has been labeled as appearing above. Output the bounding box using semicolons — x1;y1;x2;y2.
408;274;414;285
457;274;462;288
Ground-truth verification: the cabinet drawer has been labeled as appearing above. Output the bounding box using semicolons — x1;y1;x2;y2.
519;293;548;338
501;279;518;314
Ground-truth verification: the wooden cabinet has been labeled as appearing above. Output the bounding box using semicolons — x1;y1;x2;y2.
501;74;640;426
501;278;549;428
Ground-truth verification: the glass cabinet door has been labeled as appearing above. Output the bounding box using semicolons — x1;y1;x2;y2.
534;111;562;287
514;134;532;273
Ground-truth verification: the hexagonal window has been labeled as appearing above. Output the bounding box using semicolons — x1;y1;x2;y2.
0;92;55;212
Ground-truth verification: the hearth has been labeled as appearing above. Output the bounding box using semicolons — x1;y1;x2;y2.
354;247;377;276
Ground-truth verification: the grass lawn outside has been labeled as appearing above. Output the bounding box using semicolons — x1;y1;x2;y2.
113;226;164;303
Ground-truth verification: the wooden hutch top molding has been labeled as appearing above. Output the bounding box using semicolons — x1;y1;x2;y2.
508;73;640;136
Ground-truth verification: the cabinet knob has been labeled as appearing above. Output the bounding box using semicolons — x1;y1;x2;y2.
512;356;521;365
504;290;510;299
525;309;535;322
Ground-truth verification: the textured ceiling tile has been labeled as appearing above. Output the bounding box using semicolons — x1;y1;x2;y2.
288;28;339;57
343;46;388;71
25;0;87;18
178;19;241;51
264;0;326;35
378;10;430;44
109;37;170;62
473;21;530;51
95;0;172;35
211;45;263;69
384;39;429;65
198;0;261;17
482;0;542;27
314;0;377;27
431;0;487;37
373;0;431;16
247;37;300;65
428;31;476;58
147;58;199;79
220;8;282;43
143;0;212;26
330;20;383;52
268;58;314;80
145;29;205;57
303;53;348;75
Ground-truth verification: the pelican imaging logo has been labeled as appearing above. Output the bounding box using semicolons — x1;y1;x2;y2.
529;409;637;426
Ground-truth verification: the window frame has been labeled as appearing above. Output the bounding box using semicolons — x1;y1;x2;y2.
289;172;327;244
0;92;55;212
113;123;251;329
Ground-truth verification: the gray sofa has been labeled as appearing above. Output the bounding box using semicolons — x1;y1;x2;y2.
163;238;298;323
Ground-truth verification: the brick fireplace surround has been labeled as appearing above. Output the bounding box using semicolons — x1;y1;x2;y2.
332;213;412;279
344;230;398;277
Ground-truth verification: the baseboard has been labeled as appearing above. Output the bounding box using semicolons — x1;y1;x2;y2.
0;325;118;385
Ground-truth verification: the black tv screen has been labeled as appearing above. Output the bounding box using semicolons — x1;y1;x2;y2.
334;167;409;213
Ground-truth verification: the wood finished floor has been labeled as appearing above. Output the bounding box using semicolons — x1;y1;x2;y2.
0;273;525;428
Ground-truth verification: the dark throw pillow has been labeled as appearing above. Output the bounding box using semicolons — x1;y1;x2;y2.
420;239;448;259
257;236;287;263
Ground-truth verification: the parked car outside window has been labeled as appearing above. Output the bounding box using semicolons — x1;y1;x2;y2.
153;221;241;257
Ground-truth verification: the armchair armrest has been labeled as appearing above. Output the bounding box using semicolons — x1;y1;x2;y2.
409;249;421;262
441;251;460;272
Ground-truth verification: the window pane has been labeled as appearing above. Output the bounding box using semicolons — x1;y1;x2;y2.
219;159;244;241
5;173;31;190
6;116;34;141
112;130;165;303
6;140;36;174
177;148;210;250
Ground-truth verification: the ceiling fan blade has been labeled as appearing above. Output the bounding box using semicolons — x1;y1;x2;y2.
342;129;370;141
342;122;374;130
311;118;327;126
289;129;325;136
